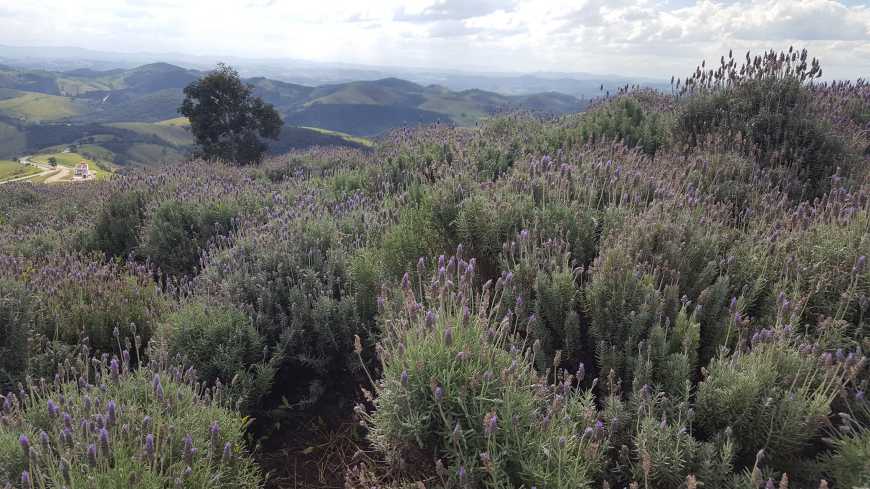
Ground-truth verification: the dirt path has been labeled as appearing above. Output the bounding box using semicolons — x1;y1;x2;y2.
0;156;75;185
43;165;71;183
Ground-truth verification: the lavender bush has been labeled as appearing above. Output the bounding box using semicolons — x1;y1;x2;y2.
0;343;262;488
0;49;868;488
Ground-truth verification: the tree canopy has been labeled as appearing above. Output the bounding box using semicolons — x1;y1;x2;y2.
179;63;282;165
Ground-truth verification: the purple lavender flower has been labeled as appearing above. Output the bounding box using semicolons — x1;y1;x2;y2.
433;386;444;402
19;434;30;457
400;370;409;386
110;358;120;383
640;384;652;399
87;443;98;467
144;433;155;459
210;421;221;452
40;431;49;451
458;466;467;483
183;434;194;465
443;327;453;346
107;400;117;427
854;255;866;274
99;428;110;456
425;310;436;328
484;413;498;436
48;399;59;418
21;470;31;489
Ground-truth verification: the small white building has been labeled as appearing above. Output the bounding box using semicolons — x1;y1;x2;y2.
74;161;90;178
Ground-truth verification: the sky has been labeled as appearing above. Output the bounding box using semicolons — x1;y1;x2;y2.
1;0;869;79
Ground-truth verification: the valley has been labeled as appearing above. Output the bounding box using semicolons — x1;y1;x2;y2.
0;62;586;172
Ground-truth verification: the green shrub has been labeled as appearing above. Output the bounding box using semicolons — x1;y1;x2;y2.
585;249;661;386
579;97;669;155
501;236;583;371
455;191;535;280
37;269;167;361
89;191;147;259
475;139;520;181
197;215;367;430
141;200;238;277
533;204;599;268
380;205;439;281
675;73;849;196
0;351;262;488
695;340;842;470
0;279;34;392
163;301;263;409
818;409;870;488
362;254;606;489
0;257;168;388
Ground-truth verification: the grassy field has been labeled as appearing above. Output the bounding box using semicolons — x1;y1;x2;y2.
0;159;40;181
31;152;113;180
108;122;193;146
26;169;61;184
299;126;374;147
124;143;186;164
0;90;85;122
76;143;116;162
157;116;190;127
55;77;114;97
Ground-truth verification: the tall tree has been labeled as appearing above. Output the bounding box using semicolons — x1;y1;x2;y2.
179;64;282;165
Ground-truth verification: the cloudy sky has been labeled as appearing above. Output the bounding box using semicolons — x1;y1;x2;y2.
1;0;868;79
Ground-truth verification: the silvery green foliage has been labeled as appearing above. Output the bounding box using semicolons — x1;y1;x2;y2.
0;344;262;488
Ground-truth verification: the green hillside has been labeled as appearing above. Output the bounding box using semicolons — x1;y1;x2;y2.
0;90;87;122
0;120;26;155
0;62;587;164
108;122;193;146
0;159;38;181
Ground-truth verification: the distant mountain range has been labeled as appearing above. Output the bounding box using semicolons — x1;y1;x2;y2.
0;60;591;166
0;44;669;98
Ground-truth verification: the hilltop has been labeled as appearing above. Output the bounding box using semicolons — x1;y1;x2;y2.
0;49;869;489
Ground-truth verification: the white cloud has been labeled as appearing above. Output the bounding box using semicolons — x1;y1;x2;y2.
0;0;866;78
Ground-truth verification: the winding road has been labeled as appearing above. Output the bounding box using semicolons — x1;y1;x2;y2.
0;156;72;184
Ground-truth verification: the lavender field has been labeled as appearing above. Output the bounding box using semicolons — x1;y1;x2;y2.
1;50;869;489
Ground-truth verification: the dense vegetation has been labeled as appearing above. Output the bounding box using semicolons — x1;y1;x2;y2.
1;50;869;489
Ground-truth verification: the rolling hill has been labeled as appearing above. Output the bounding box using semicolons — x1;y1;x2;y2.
0;62;587;164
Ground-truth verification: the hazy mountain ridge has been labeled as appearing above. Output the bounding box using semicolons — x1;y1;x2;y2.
0;61;590;165
0;62;587;134
0;44;668;97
